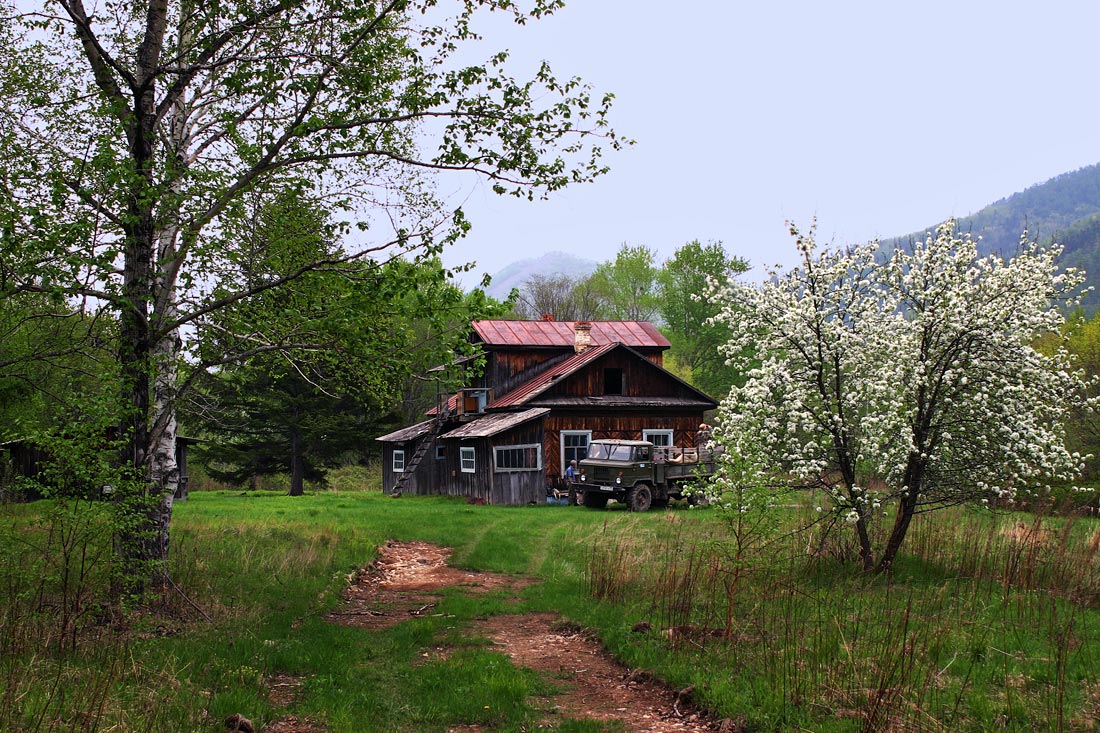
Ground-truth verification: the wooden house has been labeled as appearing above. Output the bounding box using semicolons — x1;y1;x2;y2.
376;319;718;505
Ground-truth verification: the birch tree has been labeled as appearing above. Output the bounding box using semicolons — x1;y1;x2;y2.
0;0;622;589
710;221;1091;572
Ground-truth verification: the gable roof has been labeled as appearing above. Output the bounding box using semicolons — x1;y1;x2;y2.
490;342;717;410
472;320;669;349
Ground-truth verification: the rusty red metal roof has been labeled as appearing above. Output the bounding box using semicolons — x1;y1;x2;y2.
472;320;669;349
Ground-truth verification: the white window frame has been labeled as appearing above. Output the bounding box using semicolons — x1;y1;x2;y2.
393;449;406;473
561;430;592;472
642;429;674;448
493;443;542;473
460;446;476;473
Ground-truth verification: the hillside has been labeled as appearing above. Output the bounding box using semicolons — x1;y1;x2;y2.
889;162;1100;310
483;250;599;300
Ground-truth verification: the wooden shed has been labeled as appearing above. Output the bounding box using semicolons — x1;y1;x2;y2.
376;419;441;495
0;437;195;502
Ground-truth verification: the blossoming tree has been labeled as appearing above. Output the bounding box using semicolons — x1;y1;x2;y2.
709;221;1091;572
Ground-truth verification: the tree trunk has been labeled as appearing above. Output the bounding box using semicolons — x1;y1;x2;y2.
876;460;923;573
855;514;875;572
289;428;305;496
838;454;875;571
115;1;178;595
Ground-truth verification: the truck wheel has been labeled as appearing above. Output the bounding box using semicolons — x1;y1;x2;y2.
582;491;609;509
627;484;653;512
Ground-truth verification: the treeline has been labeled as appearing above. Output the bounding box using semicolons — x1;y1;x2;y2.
510;241;747;399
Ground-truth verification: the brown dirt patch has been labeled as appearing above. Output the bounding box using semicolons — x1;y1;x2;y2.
266;674;306;707
262;715;327;733
328;540;530;630
473;613;733;733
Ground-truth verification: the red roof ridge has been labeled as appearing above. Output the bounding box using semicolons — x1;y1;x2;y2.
471;319;669;349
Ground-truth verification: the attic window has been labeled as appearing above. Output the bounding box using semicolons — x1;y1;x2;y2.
603;368;624;395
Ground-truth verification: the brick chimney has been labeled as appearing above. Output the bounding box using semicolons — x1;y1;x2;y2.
574;321;592;354
541;313;555;321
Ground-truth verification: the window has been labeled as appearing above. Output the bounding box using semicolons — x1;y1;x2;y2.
435;445;446;460
494;444;542;472
393;449;406;473
561;430;591;473
603;368;624;395
643;429;674;448
460;446;476;473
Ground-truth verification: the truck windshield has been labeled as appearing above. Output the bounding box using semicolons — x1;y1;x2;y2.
609;445;633;460
586;443;612;460
587;443;634;461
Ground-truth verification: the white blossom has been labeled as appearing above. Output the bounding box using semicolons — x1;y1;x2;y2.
706;219;1094;570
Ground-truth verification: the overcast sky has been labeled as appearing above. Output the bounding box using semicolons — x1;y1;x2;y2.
433;1;1100;286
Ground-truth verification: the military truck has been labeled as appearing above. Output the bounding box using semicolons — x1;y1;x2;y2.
575;439;717;511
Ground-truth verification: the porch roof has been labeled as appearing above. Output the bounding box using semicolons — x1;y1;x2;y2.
438;408;550;440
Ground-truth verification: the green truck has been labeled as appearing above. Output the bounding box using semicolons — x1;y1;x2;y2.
575;439;718;511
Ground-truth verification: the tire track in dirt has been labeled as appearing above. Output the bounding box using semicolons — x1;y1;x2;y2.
327;540;737;733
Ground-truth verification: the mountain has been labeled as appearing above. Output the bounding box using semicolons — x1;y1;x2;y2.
887;162;1100;311
483;251;599;300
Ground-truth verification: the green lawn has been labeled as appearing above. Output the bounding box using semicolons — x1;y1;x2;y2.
3;489;1100;732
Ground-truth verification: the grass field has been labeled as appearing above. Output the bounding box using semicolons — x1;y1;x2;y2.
3;485;1100;732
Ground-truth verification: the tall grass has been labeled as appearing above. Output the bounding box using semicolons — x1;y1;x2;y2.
584;506;1100;732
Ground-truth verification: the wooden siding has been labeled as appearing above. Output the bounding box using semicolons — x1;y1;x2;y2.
381;438;440;495
543;413;705;479
541;351;696;401
437;418;545;505
479;349;663;397
489;417;546;505
480;351;570;396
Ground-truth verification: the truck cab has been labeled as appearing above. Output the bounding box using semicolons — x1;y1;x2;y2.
577;439;715;511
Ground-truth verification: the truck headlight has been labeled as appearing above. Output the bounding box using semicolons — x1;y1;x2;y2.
580;475;586;482
615;477;621;485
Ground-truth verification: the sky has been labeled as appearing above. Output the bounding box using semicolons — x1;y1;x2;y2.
435;1;1100;286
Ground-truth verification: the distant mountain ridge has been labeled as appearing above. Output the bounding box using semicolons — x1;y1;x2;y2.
483;250;599;300
887;162;1100;311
